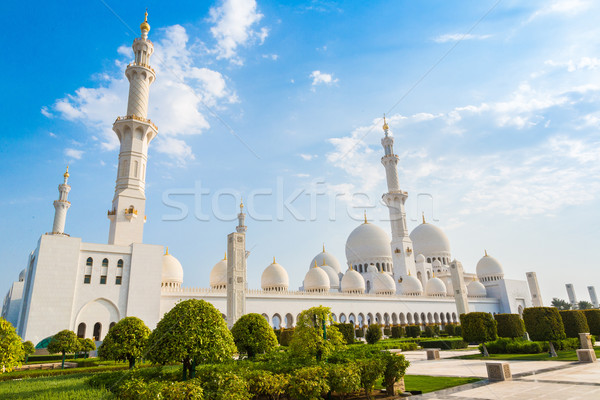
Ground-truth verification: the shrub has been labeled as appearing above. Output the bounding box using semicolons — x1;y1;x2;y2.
383;326;391;336
334;323;355;345
420;338;467;349
422;325;439;338
391;325;404;339
444;324;456;336
231;313;278;358
196;365;251;400
365;324;382;344
244;369;288;400
355;328;364;338
161;381;204;400
584;310;600;336
99;316;150;368
382;352;410;396
47;329;79;369
559;310;590;338
356;357;385;399
460;313;497;344
289;306;345;362
455;325;462;336
117;377;164;400
0;318;24;373
406;325;421;338
287;366;330;400
327;363;361;399
523;307;566;342
279;329;294;347
482;338;543;354
274;329;281;344
494;314;526;338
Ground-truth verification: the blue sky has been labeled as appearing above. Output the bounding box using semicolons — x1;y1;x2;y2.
1;0;599;305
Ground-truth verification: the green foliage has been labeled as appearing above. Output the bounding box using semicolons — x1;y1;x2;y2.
584;310;600;335
406;325;421;338
146;300;236;379
287;365;330;400
382;352;410;393
420;338;468;349
326;363;361;399
196;365;250;400
494;314;526;338
47;330;78;360
391;325;404;338
355;328;364;338
289;306;344;361
243;369;288;400
482;338;543;354
0;318;24;373
279;329;294;346
523;307;566;342
22;341;35;357
99;317;150;368
356;357;385;399
117;377;164;400
578;301;594;310
422;325;439;338
460;312;498;344
444;324;456;336
365;324;382;344
161;381;204;400
383;326;391;336
334;323;355;345
231;313;278;358
79;338;96;352
559;310;590;338
551;298;571;310
455;325;462;336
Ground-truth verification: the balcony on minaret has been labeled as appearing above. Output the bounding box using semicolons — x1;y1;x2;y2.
124;206;138;221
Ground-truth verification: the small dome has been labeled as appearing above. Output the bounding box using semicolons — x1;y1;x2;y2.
373;272;396;295
415;254;426;263
162;252;184;287
425;277;446;297
18;269;25;282
476;253;504;279
409;222;451;259
304;266;330;292
432;259;442;268
261;261;289;291
310;249;342;274
341;268;365;293
401;274;423;296
345;222;392;265
467;280;487;297
209;257;227;289
321;264;340;289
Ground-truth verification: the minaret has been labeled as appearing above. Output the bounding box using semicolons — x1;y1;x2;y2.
380;116;417;285
51;166;71;235
108;11;158;246
236;199;247;233
227;201;247;327
450;259;470;315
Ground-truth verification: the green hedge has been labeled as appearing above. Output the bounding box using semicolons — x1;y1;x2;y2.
422;325;439;338
523;307;566;342
279;329;295;346
482;336;589;354
383;326;391;336
584;310;600;336
334;323;355;345
444;324;456;336
420;338;467;350
494;314;526;338
559;310;590;338
355;329;364;338
406;325;421;338
366;324;382;344
460;312;497;343
391;326;404;339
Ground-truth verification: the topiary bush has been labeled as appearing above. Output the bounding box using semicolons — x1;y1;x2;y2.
420;338;467;350
422;325;439;338
482;338;543;354
382;352;410;396
365;324;382;345
244;369;288;400
355;328;364;338
406;325;421;338
287;365;329;400
391;325;404;339
289;306;345;362
584;310;600;336
0;317;24;373
559;310;590;338
356;356;386;399
279;329;294;347
523;307;566;357
231;313;278;358
99;316;149;368
383;326;392;336
327;363;361;399
334;323;355;345
196;365;251;400
494;314;526;338
444;324;456;336
460;312;497;356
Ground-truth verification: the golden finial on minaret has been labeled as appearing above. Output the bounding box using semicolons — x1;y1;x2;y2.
273;256;276;264
165;246;169;255
364;210;368;224
224;252;227;261
140;9;150;33
422;212;426;224
484;249;488;257
383;113;389;131
240;197;244;210
64;165;70;179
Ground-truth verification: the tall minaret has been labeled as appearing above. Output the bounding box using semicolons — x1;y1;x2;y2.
227;201;247;328
108;11;158;246
51;166;71;235
236;199;247;233
380;116;417;285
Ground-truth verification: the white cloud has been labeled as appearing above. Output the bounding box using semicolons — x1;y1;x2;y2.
309;70;338;88
48;132;57;138
65;148;84;160
299;153;317;160
433;33;492;43
48;25;237;161
209;0;268;64
295;173;310;178
262;54;278;60
40;106;53;118
528;0;590;22
545;57;600;72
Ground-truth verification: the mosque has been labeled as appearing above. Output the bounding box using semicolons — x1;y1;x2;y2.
2;13;544;345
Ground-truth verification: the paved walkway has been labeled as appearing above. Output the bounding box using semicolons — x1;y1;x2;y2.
400;350;600;399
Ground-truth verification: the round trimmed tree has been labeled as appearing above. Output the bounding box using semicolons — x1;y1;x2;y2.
460;312;497;356
47;330;78;369
523;307;565;357
366;324;382;344
22;341;35;363
99;317;148;368
289;306;344;362
146;299;236;380
584;309;600;336
559;310;590;338
0;318;24;373
494;314;526;338
231;313;278;358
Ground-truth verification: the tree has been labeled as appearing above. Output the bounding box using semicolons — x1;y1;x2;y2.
551;298;571;310
559;310;590;338
289;306;344;362
47;330;78;369
460;312;497;357
0;318;24;373
365;324;382;344
382;352;410;396
99;317;149;368
146;299;236;380
523;307;566;357
584;310;600;336
231;313;278;358
22;341;35;363
578;301;594;310
78;338;96;358
494;314;526;338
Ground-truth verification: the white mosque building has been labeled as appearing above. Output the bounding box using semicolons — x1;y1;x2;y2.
2;14;543;345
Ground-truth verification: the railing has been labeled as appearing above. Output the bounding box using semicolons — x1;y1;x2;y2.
114;115;158;131
126;62;155;74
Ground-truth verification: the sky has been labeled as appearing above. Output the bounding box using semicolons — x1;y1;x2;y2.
1;0;599;305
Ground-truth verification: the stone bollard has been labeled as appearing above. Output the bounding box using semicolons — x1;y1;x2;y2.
577;349;597;363
579;333;594;350
426;348;440;360
486;362;512;381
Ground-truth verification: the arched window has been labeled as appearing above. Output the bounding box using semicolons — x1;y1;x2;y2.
117;259;124;268
86;257;93;267
93;323;102;341
109;322;116;330
427;258;431;263
427;271;431;279
102;258;109;268
77;323;86;338
366;281;371;293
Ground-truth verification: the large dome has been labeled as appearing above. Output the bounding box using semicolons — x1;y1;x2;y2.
310;247;342;274
409;222;451;260
467;279;487;297
345;221;392;266
162;251;184;287
373;272;396;295
261;260;289;291
209;257;227;289
341;268;365;293
401;274;423;296
304;266;330;292
425;277;446;297
476;253;504;280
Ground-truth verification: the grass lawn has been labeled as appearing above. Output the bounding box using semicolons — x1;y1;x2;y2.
404;375;480;394
452;347;600;362
0;373;111;400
